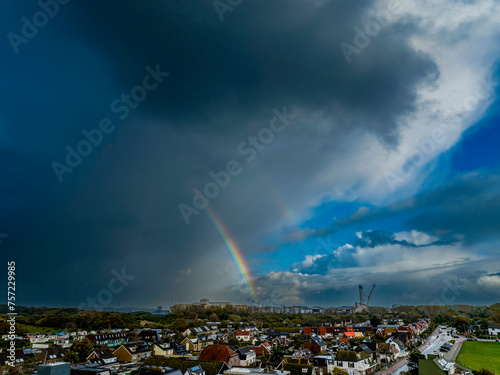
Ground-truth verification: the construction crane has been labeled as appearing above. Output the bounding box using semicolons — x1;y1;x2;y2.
357;284;376;311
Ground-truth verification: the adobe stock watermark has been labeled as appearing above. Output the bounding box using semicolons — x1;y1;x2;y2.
213;0;243;22
52;64;169;183
385;73;499;191
430;276;464;305
178;106;298;224
339;0;410;64
7;0;71;54
78;267;135;311
314;235;336;254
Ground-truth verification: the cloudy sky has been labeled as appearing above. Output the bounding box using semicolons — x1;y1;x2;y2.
1;0;500;309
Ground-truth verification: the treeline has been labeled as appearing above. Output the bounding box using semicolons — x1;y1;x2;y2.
1;303;499;335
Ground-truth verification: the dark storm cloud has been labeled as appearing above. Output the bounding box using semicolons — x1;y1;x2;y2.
0;0;443;306
61;0;437;141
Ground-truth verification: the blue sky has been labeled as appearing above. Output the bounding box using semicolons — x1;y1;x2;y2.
1;0;500;308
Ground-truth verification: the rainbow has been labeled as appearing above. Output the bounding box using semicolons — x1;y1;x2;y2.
206;206;258;303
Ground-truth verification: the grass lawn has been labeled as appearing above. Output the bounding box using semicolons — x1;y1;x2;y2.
17;323;59;333
419;359;446;375
456;341;500;373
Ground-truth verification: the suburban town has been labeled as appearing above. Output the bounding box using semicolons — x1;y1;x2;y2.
1;300;499;375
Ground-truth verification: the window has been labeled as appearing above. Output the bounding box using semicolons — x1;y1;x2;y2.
348;362;354;368
302;369;308;373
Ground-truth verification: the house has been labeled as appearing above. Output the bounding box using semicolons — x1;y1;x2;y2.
385;338;406;359
312;355;336;375
301;336;327;355
292;348;314;359
184;327;212;337
33;345;67;364
354;344;376;361
87;333;129;347
137;330;161;344
87;349;117;366
488;324;500;336
198;345;240;368
248;343;272;357
28;334;48;344
113;343;152;363
281;360;315;375
54;338;71;346
393;330;412;345
185;365;205;375
236;347;256;366
0;348;32;369
235;332;251;342
199;336;215;348
333;350;376;375
318;328;334;340
152;342;175;356
182;337;204;352
302;328;320;336
216;333;230;343
152;342;188;357
268;332;291;346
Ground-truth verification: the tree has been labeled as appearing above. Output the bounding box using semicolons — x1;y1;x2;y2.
378;342;393;362
71;337;94;363
370;316;381;328
406;350;424;375
171;318;189;332
473;370;494;375
209;314;219;322
4;366;19;375
63;351;80;364
331;368;349;375
372;333;386;343
453;315;471;332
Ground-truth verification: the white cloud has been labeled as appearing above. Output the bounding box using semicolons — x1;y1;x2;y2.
477;275;500;290
394;230;439;246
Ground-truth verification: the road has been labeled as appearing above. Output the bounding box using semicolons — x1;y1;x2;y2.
382;327;455;375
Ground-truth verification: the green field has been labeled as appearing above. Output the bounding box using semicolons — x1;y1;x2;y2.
17;323;59;333
456;341;500;373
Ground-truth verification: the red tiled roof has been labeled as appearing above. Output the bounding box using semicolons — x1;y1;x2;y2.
235;331;250;336
248;344;271;356
344;332;356;338
303;327;319;335
198;344;237;362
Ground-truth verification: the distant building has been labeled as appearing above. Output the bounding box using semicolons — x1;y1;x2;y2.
488;324;500;335
173;299;234;311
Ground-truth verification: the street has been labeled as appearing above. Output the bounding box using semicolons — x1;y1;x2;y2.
381;327;456;375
